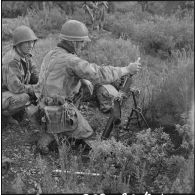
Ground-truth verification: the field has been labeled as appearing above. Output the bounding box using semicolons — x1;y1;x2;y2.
1;1;194;194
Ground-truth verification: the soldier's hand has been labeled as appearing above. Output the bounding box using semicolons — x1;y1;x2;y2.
81;79;94;95
25;85;34;96
25;85;38;104
127;57;142;75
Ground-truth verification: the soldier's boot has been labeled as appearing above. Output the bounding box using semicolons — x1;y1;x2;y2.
12;109;26;122
25;104;41;132
37;133;56;155
6;115;20;126
2;112;20;127
3;108;30;127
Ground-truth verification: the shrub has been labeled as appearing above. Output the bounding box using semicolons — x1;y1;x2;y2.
31;35;58;70
89;125;194;193
70;8;86;25
2;1;28;18
107;2;116;13
27;7;67;38
114;2;137;14
137;49;194;127
83;37;140;66
109;11;194;57
82;38;193;128
2;17;30;42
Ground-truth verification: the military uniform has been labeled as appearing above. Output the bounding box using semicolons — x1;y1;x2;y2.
2;49;38;116
35;20;140;153
37;44;127;140
96;84;120;113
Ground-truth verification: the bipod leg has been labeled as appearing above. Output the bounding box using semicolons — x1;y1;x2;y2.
124;109;134;130
134;109;142;128
131;91;141;129
138;110;150;129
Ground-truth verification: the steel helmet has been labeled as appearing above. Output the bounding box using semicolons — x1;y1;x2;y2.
59;20;91;42
13;25;38;46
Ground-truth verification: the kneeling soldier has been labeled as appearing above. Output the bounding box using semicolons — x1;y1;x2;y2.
36;19;142;154
2;25;39;125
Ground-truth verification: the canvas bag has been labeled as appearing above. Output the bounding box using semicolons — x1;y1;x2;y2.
96;84;119;113
44;101;78;134
43;101;93;139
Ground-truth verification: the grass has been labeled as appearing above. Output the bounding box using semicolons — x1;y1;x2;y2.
110;10;194;57
2;4;194;193
34;125;193;193
32;34;58;70
2;17;30;41
27;7;67;38
81;36;194;127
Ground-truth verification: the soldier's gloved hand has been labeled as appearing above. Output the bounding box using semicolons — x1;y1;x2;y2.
127;57;142;75
81;79;94;95
25;85;35;96
25;85;37;104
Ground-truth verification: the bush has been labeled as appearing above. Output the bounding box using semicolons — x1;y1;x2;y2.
31;35;58;70
2;17;30;42
70;8;86;25
27;7;67;38
89;124;194;193
82;37;140;66
2;1;29;18
138;49;194;127
82;38;193;128
110;11;194;57
114;2;137;14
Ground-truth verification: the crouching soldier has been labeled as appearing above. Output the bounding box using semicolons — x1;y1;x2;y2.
2;25;39;125
35;20;142;154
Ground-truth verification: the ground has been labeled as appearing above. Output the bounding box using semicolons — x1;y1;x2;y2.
2;92;142;193
1;100;112;193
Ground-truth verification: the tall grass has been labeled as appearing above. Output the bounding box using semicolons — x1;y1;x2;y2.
32;35;58;70
27;7;67;38
2;17;30;42
141;49;194;126
84;37;140;66
82;38;194;127
2;5;194;192
109;10;194;57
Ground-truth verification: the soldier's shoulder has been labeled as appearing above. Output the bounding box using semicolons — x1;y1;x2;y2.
55;47;79;61
2;49;20;65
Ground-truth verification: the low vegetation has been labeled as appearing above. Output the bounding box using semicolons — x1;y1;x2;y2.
2;1;194;194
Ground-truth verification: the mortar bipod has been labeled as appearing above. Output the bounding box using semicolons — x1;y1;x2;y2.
124;88;149;131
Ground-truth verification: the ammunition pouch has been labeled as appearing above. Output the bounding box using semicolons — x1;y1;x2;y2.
42;101;78;134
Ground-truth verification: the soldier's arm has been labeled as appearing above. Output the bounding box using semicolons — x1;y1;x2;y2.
69;56;129;85
6;61;33;94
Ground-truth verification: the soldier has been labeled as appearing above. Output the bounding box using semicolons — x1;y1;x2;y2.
36;20;141;154
2;25;39;125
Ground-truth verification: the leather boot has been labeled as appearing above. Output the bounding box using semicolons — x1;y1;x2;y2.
6;115;19;126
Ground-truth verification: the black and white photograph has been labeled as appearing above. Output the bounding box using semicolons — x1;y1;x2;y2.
1;1;194;194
